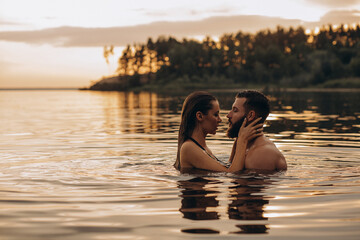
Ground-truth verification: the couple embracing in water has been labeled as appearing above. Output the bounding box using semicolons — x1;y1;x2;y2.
174;90;287;173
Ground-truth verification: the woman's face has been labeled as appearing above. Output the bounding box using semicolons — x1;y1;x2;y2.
201;100;222;135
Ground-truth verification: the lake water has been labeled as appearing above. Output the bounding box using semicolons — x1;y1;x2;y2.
0;89;359;240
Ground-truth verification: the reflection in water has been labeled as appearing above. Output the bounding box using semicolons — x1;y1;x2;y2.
178;175;272;234
120;92;159;134
100;91;360;146
215;91;360;138
0;90;359;239
102;91;179;135
266;91;360;135
228;177;271;234
178;177;220;221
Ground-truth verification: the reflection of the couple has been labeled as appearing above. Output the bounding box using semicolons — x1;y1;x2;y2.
178;175;272;234
228;177;270;234
178;177;221;221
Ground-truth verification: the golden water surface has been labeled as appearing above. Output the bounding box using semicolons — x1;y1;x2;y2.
0;90;359;240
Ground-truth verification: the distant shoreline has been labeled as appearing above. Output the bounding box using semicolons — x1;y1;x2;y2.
1;87;360;92
206;87;360;93
0;88;78;91
82;86;360;93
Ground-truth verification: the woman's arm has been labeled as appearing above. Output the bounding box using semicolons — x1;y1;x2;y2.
180;141;229;171
227;118;263;172
180;118;263;173
228;138;237;163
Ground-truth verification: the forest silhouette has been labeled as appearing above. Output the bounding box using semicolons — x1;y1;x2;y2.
90;24;360;91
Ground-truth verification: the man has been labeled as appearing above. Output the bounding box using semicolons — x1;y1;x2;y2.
227;90;287;171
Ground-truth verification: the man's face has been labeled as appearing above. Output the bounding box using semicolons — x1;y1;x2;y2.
226;98;247;138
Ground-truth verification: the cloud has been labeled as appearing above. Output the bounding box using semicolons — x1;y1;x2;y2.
0;19;22;26
189;7;233;15
210;8;233;14
143;7;233;17
302;10;360;29
0;11;359;48
143;10;170;17
0;15;302;47
319;10;360;24
306;0;360;7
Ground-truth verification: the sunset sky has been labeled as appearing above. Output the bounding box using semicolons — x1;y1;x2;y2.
1;0;360;88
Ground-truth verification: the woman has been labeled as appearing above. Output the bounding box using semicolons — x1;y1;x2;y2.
174;91;263;173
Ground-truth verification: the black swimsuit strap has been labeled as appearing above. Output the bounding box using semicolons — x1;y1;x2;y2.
188;137;220;161
189;137;206;151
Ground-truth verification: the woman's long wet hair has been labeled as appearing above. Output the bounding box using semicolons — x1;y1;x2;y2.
174;91;217;170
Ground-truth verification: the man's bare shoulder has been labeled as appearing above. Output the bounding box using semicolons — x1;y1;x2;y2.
246;139;286;171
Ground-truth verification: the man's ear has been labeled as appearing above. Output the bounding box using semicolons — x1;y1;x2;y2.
196;111;203;121
246;110;256;121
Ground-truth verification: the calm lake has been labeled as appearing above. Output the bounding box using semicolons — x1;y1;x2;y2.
1;89;359;240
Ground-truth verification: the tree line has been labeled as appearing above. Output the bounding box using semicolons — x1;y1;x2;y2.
98;24;360;90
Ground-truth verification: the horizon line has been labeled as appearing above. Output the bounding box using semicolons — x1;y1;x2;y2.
0;87;80;90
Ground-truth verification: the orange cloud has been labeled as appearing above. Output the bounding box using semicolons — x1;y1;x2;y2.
0;11;358;47
306;0;360;7
0;15;302;47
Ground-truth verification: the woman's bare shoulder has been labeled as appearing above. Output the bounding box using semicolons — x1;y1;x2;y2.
180;140;195;151
180;140;198;168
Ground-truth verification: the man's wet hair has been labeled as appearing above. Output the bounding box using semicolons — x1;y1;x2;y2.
236;90;270;123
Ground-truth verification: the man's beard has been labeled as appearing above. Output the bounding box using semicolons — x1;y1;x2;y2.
226;116;246;138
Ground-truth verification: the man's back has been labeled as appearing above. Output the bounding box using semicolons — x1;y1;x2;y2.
245;136;287;171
